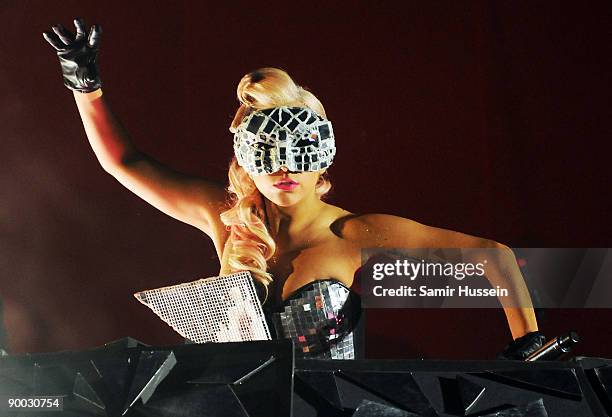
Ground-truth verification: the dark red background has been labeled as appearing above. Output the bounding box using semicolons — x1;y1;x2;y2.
0;1;610;358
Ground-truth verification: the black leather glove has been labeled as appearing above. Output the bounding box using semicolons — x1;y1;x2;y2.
43;18;102;92
497;331;546;360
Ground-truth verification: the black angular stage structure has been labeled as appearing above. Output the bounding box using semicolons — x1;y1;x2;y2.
0;338;294;417
1;338;612;416
294;357;612;417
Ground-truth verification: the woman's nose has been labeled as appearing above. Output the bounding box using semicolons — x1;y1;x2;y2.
277;165;297;175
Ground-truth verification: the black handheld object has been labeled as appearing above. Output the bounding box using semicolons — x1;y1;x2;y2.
525;331;580;361
497;331;547;360
43;18;102;92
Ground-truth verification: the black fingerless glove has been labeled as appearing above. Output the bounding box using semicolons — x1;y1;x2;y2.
43;18;102;93
497;331;546;360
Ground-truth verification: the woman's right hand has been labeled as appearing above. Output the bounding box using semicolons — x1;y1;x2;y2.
43;18;102;93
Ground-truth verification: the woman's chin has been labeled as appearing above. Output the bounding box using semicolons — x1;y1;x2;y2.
270;198;300;207
264;192;303;207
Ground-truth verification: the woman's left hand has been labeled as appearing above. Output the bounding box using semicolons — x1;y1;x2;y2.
497;331;546;360
43;18;102;92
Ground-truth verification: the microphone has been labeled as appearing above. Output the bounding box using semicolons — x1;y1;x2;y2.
525;331;580;361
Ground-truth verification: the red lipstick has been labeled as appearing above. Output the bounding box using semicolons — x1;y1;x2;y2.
274;178;299;191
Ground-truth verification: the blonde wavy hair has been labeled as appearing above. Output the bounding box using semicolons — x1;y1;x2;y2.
220;68;332;297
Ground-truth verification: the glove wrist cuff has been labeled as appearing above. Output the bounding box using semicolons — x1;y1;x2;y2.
73;88;103;100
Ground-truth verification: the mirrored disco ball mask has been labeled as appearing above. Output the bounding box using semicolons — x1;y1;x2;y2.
233;106;336;175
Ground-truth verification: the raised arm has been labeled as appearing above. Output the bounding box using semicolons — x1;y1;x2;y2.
73;91;228;237
43;19;228;248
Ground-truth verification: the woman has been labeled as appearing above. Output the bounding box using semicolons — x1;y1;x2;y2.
43;19;543;360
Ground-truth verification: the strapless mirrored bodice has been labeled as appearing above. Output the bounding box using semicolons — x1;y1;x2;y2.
264;279;362;360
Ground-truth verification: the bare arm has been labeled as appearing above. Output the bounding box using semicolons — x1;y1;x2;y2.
74;89;228;242
347;214;539;339
44;20;229;251
416;224;539;339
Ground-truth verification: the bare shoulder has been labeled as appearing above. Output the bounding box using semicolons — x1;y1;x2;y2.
330;213;427;248
332;212;500;249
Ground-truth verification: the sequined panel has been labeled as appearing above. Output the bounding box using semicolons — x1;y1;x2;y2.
134;271;271;343
272;280;361;360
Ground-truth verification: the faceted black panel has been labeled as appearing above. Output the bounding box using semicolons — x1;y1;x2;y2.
479;369;582;399
334;374;403;411
89;351;136;413
479;398;548;417
136;384;249;417
72;372;106;415
593;365;612;399
438;376;463;415
295;371;342;409
338;371;436;416
33;363;74;395
434;374;486;415
124;350;177;411
293;360;603;417
457;374;486;413
102;337;149;351
353;400;424;417
0;340;294;417
231;357;292;417
590;365;612;415
409;372;445;413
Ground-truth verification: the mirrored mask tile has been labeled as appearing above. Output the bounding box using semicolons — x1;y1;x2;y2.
234;106;336;175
